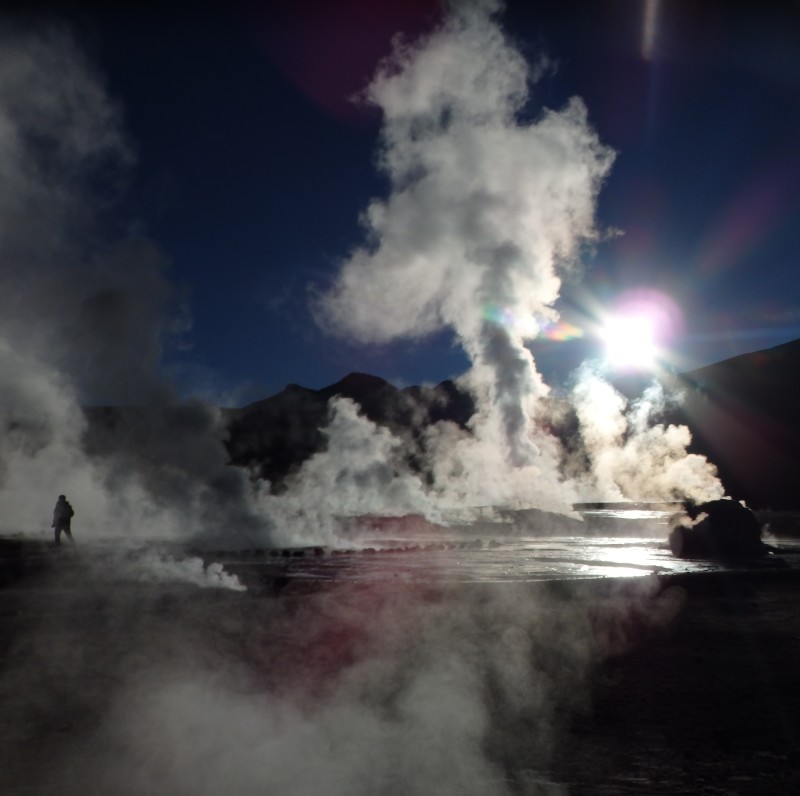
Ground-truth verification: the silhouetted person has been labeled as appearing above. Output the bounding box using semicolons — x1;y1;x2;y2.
52;494;75;545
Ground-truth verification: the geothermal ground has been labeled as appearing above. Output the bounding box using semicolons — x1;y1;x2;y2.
2;510;800;795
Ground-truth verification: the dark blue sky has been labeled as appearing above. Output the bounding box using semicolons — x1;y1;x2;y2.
44;0;800;402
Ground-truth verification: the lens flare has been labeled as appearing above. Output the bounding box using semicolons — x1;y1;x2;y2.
539;320;584;342
641;0;661;61
481;304;540;339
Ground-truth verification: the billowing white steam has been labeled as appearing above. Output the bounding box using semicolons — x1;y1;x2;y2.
0;3;720;551
105;548;247;591
0;9;720;796
264;396;439;546
571;371;723;502
316;0;721;509
0;25;272;544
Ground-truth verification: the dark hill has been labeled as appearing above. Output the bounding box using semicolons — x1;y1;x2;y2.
224;340;800;508
665;338;800;509
222;373;475;489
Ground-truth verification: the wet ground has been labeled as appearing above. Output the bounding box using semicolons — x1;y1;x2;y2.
2;508;800;794
5;506;800;589
211;507;800;589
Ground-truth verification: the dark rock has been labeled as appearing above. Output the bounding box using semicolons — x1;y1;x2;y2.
668;499;772;559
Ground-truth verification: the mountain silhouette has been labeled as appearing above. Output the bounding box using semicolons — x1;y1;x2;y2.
83;340;800;509
222;374;475;490
665;338;800;509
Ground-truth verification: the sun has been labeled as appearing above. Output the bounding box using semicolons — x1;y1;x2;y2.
597;288;683;371
601;312;659;370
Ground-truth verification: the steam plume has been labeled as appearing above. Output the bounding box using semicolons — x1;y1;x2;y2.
0;23;272;544
0;10;721;795
317;0;720;508
0;4;721;549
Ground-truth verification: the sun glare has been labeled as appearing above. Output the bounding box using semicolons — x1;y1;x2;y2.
602;313;658;369
598;288;683;371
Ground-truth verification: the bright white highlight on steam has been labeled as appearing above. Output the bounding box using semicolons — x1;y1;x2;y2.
602;313;659;370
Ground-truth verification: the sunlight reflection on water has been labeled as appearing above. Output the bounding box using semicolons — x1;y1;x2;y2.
248;507;800;585
244;508;694;584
